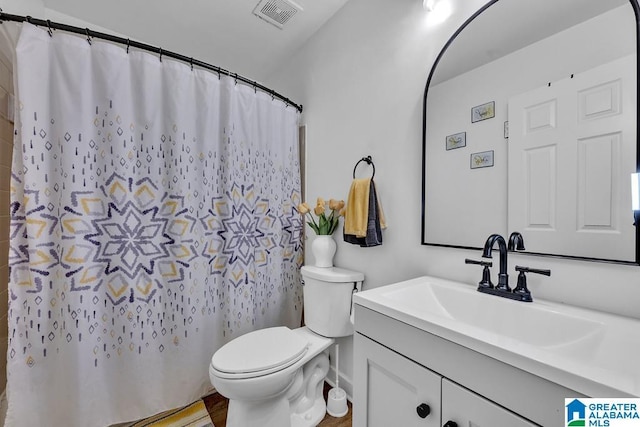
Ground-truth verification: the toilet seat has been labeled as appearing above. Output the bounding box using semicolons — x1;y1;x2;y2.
211;327;309;379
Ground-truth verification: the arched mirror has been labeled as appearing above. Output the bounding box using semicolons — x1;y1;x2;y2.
422;0;640;264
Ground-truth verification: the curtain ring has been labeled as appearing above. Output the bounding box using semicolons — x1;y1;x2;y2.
46;20;53;37
159;48;163;62
85;28;92;45
25;16;32;25
234;73;238;86
353;156;375;179
126;38;130;54
190;57;194;71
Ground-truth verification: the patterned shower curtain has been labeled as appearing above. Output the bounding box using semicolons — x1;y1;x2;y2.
5;24;303;427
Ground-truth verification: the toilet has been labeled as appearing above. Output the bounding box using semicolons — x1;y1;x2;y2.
208;265;364;427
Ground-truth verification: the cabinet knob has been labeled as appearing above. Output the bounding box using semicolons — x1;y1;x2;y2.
443;422;458;427
416;403;431;418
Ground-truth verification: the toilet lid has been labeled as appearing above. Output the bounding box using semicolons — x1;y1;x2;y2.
211;327;309;378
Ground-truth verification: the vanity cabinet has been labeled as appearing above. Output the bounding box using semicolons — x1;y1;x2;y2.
353;332;441;427
353;304;583;426
354;333;536;427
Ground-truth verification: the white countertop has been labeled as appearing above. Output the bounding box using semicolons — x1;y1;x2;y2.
354;275;640;397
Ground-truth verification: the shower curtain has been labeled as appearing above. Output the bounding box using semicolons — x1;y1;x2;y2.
5;23;303;427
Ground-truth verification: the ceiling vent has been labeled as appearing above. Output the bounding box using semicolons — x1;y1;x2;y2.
252;0;303;29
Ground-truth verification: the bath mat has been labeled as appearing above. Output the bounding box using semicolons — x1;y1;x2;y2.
127;400;214;427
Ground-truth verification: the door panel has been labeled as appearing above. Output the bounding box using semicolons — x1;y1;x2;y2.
441;379;539;427
508;54;636;260
353;334;441;427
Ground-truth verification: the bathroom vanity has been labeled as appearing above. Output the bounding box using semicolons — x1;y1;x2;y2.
352;276;640;426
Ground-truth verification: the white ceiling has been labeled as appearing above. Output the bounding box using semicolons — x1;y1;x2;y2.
42;0;350;82
41;0;632;88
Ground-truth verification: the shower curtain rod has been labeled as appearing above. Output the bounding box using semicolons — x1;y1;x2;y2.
0;11;304;113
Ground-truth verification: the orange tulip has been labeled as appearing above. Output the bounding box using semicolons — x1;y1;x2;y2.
329;199;345;211
297;202;310;214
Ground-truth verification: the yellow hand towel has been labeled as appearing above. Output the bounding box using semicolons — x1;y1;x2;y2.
345;178;371;238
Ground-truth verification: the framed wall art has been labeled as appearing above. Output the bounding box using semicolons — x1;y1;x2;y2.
446;132;466;150
471;101;495;123
470;150;494;169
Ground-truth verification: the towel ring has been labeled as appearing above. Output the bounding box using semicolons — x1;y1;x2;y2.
353;156;375;179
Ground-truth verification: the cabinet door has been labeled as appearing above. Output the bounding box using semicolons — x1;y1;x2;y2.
353;333;441;427
441;379;539;427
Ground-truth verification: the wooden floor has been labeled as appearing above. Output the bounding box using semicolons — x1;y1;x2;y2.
203;382;352;427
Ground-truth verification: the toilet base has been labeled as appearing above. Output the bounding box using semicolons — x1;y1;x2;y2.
291;392;326;427
226;390;326;427
226;397;289;427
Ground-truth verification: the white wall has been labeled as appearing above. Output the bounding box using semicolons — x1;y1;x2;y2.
266;0;640;397
0;0;44;15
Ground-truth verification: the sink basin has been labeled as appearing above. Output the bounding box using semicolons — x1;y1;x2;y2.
354;275;640;397
382;278;605;348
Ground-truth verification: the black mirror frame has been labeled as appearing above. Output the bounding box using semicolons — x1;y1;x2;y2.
421;0;640;265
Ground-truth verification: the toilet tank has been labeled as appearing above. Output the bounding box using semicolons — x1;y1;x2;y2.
301;265;364;338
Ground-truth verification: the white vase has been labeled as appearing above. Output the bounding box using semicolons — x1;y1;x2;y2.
311;235;337;268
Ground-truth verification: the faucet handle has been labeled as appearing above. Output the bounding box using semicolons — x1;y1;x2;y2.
515;265;551;276
513;266;551;302
465;258;493;289
464;258;492;267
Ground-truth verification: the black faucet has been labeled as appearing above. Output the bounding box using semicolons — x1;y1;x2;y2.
467;232;550;302
482;234;509;291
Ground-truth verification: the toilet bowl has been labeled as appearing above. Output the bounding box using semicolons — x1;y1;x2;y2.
209;327;333;427
209;266;364;427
